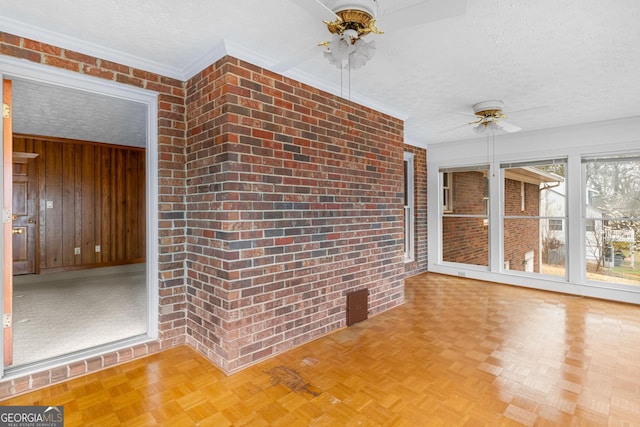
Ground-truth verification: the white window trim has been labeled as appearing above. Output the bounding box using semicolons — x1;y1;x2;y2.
427;121;640;305
404;152;415;262
442;172;453;213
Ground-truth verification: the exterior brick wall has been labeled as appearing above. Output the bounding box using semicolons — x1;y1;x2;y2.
442;171;540;271
504;179;541;272
403;145;427;275
442;171;489;266
183;57;406;373
0;32;186;398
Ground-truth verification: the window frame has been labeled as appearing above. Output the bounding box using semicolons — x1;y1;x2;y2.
582;153;640;286
501;158;568;279
403;152;415;262
442;172;453;213
439;165;491;268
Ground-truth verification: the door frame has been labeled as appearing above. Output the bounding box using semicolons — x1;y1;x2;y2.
0;56;159;378
3;79;13;366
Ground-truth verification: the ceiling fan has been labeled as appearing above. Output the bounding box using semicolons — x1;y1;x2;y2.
440;100;548;136
439;99;549;135
470;100;522;134
273;0;467;71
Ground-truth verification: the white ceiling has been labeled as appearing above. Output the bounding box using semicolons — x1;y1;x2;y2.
2;0;640;147
12;79;147;147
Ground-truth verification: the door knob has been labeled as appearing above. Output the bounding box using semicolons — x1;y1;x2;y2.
12;214;17;221
28;219;35;224
12;228;24;234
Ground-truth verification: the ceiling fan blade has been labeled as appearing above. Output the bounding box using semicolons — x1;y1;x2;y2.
379;0;467;32
293;0;339;22
506;105;551;116
439;122;472;134
271;44;322;72
499;121;522;133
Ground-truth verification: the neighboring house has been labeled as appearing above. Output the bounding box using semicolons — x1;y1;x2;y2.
540;182;604;262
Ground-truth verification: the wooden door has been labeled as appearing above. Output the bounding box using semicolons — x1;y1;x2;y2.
3;79;13;365
12;153;39;275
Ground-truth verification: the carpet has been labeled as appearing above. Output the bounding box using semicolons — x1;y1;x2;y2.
11;263;147;367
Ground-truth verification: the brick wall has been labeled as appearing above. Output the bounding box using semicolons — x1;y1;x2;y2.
403;145;427;275
0;32;186;397
442;171;489;266
441;170;540;271
183;57;406;373
0;32;406;392
504;179;540;272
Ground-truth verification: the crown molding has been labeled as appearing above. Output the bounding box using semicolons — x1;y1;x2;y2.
284;67;409;121
182;38;408;121
1;17;407;122
0;16;185;80
181;40;228;81
181;38;276;81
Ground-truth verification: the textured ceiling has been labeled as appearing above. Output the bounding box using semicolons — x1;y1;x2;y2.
1;0;640;147
12;80;147;147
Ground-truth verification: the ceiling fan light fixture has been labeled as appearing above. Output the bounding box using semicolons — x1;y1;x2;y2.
321;0;380;69
473;120;503;135
323;34;376;69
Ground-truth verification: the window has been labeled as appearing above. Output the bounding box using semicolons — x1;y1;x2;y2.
502;159;567;278
403;152;414;261
442;172;452;213
440;165;489;267
583;154;640;286
549;219;563;231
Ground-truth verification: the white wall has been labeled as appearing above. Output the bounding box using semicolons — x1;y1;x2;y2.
427;117;640;304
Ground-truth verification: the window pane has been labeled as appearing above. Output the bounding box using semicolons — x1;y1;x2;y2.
541;219;567;277
586;220;639;286
503;218;566;277
504;218;539;272
403;160;408;206
503;160;566;278
443;171;488;216
440;167;489;267
584;155;640;218
504;163;565;217
584;155;640;286
442;217;488;266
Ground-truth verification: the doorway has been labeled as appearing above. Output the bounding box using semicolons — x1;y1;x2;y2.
1;59;159;375
525;250;534;273
9;133;148;367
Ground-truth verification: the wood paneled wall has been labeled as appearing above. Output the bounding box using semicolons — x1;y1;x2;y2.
14;135;146;272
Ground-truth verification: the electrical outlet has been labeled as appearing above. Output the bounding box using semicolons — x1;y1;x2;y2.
74;247;81;255
46;201;54;209
95;245;101;252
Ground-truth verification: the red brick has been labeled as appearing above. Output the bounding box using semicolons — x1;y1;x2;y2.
0;44;41;62
0;32;20;45
68;361;87;377
63;49;97;65
43;55;80;72
23;39;61;56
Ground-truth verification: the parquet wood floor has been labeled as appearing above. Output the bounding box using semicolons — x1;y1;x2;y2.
3;273;640;426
